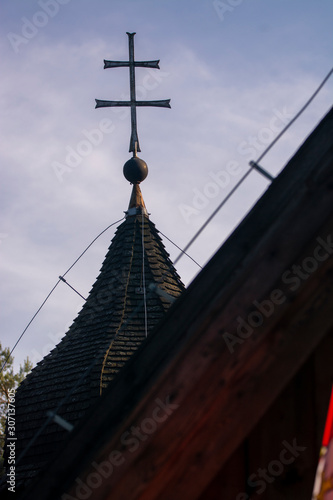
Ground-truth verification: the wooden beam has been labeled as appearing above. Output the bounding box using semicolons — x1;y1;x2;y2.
201;332;333;499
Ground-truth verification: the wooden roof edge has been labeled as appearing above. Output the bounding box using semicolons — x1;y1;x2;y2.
21;107;333;500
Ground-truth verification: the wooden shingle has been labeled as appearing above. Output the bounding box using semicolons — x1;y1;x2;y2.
5;199;184;491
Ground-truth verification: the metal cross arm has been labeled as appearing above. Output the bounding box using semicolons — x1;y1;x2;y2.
95;99;171;108
95;32;171;153
103;60;160;69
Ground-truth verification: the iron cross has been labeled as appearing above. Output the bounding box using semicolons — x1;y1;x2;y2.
95;32;171;153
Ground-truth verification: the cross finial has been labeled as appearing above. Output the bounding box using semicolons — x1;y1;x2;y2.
95;32;171;154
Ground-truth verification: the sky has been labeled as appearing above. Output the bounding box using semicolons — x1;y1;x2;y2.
1;0;332;371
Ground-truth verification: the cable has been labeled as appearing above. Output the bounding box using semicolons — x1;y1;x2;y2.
174;167;253;266
142;211;148;337
173;67;333;266
58;276;87;301
0;280;61;375
61;217;125;279
158;230;203;269
254;67;333;166
0;217;125;375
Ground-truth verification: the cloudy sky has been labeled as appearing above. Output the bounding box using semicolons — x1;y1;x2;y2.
1;0;332;370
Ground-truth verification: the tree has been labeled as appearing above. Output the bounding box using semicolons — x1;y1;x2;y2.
0;344;32;476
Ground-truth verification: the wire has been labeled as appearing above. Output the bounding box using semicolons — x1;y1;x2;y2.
61;217;125;279
174;167;253;266
158;230;203;269
59;276;87;301
0;280;61;375
173;66;333;266
255;67;333;166
142;211;148;337
0;217;125;375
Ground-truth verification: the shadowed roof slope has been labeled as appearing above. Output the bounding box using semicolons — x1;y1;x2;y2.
9;185;184;488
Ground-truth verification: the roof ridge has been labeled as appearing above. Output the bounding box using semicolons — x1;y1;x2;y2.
99;218;137;394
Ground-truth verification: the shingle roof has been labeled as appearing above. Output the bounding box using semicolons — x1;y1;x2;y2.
8;184;184;487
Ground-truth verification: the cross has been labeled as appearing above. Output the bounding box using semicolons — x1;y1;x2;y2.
95;32;171;153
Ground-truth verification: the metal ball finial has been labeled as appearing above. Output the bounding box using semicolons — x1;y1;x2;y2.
123;155;148;184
